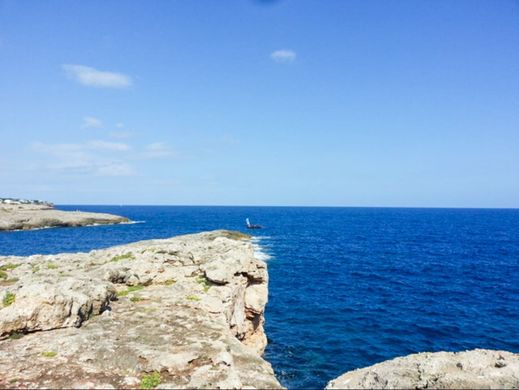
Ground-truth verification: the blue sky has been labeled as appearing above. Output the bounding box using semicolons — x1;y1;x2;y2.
1;0;518;207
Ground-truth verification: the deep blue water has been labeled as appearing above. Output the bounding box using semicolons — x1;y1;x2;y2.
1;206;519;389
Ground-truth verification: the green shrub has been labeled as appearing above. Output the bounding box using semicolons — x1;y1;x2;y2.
0;263;19;271
2;292;15;306
47;263;58;270
111;252;135;262
186;295;201;302
0;270;7;279
41;351;57;358
196;275;211;293
130;295;142;303
164;279;176;286
140;372;161;389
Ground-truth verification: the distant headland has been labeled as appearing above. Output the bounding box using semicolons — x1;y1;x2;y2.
0;198;129;231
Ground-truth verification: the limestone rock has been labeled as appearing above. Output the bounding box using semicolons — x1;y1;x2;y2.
0;203;129;231
327;349;519;389
0;230;281;389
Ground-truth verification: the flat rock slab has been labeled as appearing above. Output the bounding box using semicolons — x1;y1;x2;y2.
0;230;282;389
327;349;519;389
0;204;129;231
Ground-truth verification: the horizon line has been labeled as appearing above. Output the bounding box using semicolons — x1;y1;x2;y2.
55;204;519;210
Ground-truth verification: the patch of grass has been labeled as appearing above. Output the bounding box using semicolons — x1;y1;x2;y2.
8;332;24;340
186;294;201;302
41;351;57;358
111;252;135;262
130;295;142;303
0;263;19;271
2;292;15;307
196;275;211;293
0;270;7;279
47;263;58;270
116;284;145;298
164;279;176;286
140;372;161;389
31;265;40;273
9;379;18;384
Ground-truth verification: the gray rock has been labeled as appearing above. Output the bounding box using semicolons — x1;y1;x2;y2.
0;230;282;389
0;203;129;231
327;349;519;389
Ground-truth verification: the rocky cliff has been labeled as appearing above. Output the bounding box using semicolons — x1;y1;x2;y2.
0;203;129;231
0;230;282;389
327;349;519;389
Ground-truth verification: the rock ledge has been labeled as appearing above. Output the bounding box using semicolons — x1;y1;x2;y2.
0;230;282;389
327;349;519;389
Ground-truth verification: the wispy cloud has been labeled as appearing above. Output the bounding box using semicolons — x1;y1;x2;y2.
32;141;134;177
82;116;103;129
62;64;132;88
270;49;296;63
88;140;131;151
143;142;173;159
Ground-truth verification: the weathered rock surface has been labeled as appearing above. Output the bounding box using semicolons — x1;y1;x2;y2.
327;349;519;389
0;203;129;231
0;230;282;389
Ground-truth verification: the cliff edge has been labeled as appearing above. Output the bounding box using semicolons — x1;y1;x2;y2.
0;230;282;389
327;349;519;389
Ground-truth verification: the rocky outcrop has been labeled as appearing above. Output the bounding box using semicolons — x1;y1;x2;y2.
0;203;129;231
0;230;282;389
327;349;519;389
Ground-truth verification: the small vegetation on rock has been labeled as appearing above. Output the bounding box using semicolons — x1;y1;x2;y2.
31;265;40;273
130;295;143;303
0;270;7;279
0;263;19;271
186;294;201;301
111;252;135;262
140;372;161;389
2;291;15;306
164;279;176;286
8;332;24;340
47;263;58;270
41;351;57;358
196;275;211;293
117;284;145;297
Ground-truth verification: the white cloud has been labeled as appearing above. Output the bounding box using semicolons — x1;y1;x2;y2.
82;116;103;129
62;64;132;88
270;49;296;63
88;140;131;151
109;130;133;139
32;141;134;177
143;142;173;159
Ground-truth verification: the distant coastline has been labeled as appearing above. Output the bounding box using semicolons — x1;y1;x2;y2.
0;199;129;231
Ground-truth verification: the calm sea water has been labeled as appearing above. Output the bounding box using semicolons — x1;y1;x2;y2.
1;206;519;389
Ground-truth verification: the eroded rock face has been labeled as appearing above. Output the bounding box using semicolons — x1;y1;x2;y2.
0;230;281;389
0;203;129;231
326;349;519;389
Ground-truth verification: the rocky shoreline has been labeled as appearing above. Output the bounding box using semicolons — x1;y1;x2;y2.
327;349;519;389
1;228;518;389
0;230;281;388
0;203;129;231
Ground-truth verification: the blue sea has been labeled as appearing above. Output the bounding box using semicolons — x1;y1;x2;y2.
1;206;519;389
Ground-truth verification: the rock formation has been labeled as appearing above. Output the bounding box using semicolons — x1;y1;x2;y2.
0;203;129;231
327;349;519;389
0;230;282;389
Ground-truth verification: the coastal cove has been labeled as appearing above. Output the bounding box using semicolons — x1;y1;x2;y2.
1;205;519;388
